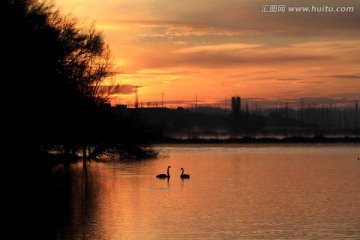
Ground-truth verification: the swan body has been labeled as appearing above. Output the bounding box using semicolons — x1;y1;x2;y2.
180;168;190;179
156;166;171;178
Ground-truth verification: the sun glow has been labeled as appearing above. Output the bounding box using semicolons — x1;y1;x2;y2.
58;0;360;108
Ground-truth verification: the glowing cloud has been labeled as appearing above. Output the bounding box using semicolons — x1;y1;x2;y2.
57;0;360;107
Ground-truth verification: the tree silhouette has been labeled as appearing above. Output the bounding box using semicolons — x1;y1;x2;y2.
3;0;158;173
2;0;116;168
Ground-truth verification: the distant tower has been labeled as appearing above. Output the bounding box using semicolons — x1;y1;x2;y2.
162;92;164;108
196;96;198;110
231;96;241;114
231;96;241;135
135;86;139;108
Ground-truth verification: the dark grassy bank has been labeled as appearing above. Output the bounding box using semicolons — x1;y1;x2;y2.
155;135;360;144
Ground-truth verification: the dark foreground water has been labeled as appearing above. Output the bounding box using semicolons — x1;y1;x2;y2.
35;144;360;239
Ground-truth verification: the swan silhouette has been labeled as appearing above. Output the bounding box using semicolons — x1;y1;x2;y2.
180;168;190;179
156;166;171;178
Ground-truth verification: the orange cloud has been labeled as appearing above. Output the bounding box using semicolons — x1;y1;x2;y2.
57;0;360;107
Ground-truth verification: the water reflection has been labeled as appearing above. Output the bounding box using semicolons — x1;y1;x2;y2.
50;144;360;239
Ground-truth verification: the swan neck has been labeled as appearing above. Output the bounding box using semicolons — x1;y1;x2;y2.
167;167;170;177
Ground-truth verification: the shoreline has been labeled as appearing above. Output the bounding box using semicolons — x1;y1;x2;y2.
153;136;360;145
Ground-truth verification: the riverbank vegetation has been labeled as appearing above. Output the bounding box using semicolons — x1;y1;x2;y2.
3;0;157;181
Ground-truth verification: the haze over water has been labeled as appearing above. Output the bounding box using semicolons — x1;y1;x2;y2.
53;144;360;239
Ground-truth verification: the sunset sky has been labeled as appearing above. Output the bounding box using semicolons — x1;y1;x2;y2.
57;0;360;108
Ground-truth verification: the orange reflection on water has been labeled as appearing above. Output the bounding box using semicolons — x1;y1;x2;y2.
56;145;360;239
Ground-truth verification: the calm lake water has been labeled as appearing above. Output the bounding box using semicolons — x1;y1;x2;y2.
53;144;360;239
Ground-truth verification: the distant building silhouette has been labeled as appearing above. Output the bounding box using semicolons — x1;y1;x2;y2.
115;104;127;110
109;98;360;138
231;96;241;134
231;96;241;115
